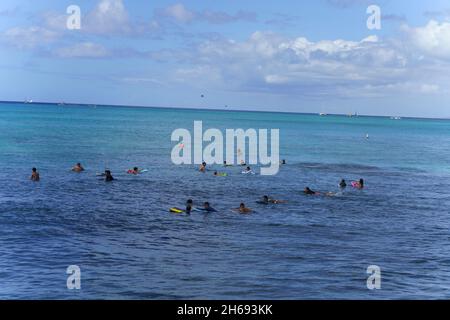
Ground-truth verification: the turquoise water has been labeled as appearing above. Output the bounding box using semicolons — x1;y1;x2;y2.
1;102;450;299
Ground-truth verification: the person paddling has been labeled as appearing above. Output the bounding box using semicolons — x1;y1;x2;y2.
31;167;40;181
72;163;85;172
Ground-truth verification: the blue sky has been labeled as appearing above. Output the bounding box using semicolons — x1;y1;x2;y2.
0;0;450;117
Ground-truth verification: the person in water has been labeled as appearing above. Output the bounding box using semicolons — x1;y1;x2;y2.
240;160;247;166
353;178;364;189
185;199;194;210
243;166;253;174
185;204;192;215
199;162;207;172
258;195;287;204
31;167;40;181
304;187;317;195
203;202;217;212
105;170;114;182
233;203;252;214
128;167;140;175
72;163;84;172
339;179;347;189
281;159;286;165
223;160;230;167
260;196;270;204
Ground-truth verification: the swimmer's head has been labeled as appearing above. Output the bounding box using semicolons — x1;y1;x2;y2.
32;167;37;172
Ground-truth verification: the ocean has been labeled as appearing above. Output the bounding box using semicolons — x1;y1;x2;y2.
1;102;450;299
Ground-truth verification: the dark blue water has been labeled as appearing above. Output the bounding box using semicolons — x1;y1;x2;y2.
1;103;450;299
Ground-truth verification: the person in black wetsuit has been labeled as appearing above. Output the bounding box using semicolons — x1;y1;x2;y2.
105;170;114;182
259;195;270;204
339;179;347;189
203;202;217;212
304;187;317;195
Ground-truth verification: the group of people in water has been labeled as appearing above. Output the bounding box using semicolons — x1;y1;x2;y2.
200;160;255;174
30;163;136;183
200;160;274;176
303;178;364;196
29;160;365;215
177;196;286;215
176;178;364;215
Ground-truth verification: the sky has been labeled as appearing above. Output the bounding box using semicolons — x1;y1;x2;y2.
0;0;449;118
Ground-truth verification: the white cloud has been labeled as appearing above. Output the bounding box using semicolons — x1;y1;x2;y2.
163;3;195;23
42;0;135;35
54;42;110;58
201;10;256;24
326;0;372;8
404;20;450;60
3;26;60;48
157;3;256;25
175;30;447;99
84;0;131;34
420;83;440;94
121;77;165;85
42;0;160;37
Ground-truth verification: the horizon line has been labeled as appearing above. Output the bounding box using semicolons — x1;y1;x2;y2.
1;100;449;121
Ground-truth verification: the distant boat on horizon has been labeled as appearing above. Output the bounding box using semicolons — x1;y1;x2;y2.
319;112;327;116
390;116;402;120
24;99;33;104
